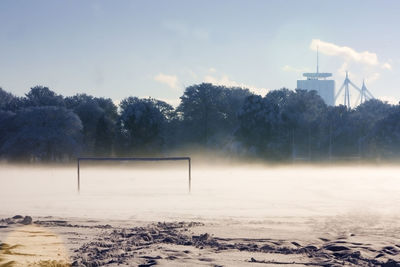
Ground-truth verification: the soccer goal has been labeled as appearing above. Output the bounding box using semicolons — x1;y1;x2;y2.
77;157;191;193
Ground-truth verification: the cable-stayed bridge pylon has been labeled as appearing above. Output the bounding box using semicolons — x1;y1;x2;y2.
334;71;374;108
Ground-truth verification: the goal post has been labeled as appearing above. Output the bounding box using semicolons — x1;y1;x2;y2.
77;157;191;193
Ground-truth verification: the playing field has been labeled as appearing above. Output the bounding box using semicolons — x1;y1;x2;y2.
1;164;400;220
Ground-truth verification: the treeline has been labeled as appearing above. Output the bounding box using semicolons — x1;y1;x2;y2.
0;83;399;162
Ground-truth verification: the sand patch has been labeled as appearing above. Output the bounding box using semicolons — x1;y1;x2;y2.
0;224;70;267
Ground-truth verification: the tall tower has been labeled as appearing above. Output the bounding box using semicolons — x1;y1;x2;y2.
297;50;335;105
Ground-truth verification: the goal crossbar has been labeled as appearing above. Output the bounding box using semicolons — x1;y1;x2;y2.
77;157;191;193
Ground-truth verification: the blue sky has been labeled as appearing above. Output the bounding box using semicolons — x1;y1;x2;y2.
0;0;399;106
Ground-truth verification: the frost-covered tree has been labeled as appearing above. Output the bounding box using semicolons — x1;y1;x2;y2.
0;88;23;111
236;94;269;154
1;83;400;162
177;83;251;146
236;89;328;159
351;99;393;155
94;114;114;156
0;110;16;150
236;89;293;158
367;106;400;158
65;94;118;155
281;89;328;159
0;106;82;161
119;97;172;153
25;86;65;107
321;105;353;157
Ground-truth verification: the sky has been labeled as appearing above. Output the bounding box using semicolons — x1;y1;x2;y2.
0;0;399;106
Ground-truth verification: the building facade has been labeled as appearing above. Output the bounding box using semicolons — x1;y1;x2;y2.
297;72;335;106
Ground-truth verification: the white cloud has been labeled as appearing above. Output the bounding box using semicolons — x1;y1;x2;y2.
208;67;217;73
310;39;391;69
203;74;269;96
154;73;179;90
311;39;378;66
382;62;392;70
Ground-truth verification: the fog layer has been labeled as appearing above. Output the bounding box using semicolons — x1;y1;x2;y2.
1;164;400;221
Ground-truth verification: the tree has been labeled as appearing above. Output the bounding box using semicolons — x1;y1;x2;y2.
281;89;328;159
0;88;23;111
94;114;114;156
221;87;252;130
119;97;172;153
364;104;399;158
351;99;393;156
177;83;252;146
261;89;294;158
236;88;328;159
65;94;118;155
95;97;119;122
236;94;268;155
236;88;294;158
0;106;82;161
178;83;223;145
324;105;353;157
25;86;65;107
0;110;16;150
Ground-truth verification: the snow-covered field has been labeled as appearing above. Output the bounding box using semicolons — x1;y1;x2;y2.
1;163;400;220
2;163;400;266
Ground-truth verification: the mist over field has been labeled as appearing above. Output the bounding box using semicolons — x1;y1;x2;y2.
1;163;400;220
